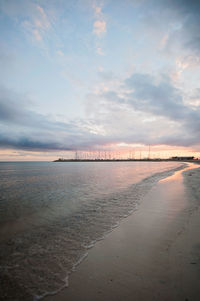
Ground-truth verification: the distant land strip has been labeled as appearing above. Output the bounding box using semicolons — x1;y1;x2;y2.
54;157;198;163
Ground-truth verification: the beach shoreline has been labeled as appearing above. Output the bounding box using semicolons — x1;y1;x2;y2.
45;163;200;301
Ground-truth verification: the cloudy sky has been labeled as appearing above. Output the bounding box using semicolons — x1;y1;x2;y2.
0;0;200;160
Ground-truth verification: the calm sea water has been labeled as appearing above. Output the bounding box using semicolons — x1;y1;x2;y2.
0;161;184;300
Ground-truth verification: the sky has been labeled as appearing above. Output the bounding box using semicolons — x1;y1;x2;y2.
0;0;200;161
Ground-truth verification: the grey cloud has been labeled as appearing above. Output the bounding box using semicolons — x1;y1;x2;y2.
1;79;199;150
126;74;200;135
98;71;116;81
103;91;124;104
2;83;187;150
0;86;108;151
161;0;200;55
125;74;188;120
101;72;200;147
135;0;200;56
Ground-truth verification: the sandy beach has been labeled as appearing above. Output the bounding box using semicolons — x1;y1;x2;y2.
45;163;200;301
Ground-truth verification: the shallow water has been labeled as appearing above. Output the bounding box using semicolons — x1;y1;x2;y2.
0;161;184;300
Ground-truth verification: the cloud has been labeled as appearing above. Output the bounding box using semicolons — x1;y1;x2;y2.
32;28;42;41
124;73;200;133
0;86;107;151
0;1;52;42
90;71;200;147
92;2;102;15
171;0;200;54
57;50;65;57
92;1;104;17
128;0;200;65
22;4;51;42
152;0;200;57
35;5;50;30
1;75;200;152
1;0;200;152
93;20;106;36
96;47;105;55
159;33;169;50
92;0;106;36
124;74;188;121
187;88;200;107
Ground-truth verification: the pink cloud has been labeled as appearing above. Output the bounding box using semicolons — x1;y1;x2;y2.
93;20;106;36
32;29;42;41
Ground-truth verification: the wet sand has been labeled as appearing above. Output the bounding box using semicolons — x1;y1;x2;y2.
46;163;200;301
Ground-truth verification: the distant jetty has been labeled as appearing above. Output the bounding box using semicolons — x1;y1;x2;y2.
53;156;196;162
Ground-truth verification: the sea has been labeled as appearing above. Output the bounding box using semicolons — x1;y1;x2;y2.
0;161;184;300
